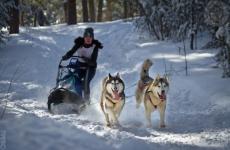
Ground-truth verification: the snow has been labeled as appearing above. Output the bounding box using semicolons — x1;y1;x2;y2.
0;20;230;150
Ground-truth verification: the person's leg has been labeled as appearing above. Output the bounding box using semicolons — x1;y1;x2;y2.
74;69;85;97
84;67;96;101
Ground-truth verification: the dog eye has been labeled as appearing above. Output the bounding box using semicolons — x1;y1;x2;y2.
158;86;160;87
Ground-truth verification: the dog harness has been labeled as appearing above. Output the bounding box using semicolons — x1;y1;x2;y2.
145;87;165;108
138;77;153;91
138;81;151;91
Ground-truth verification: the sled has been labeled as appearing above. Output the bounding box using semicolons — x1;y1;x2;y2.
47;56;90;113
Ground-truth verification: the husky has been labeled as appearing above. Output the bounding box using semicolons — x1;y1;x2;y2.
135;59;153;108
100;73;125;127
143;75;169;128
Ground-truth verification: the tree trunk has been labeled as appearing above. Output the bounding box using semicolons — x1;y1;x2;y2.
33;12;37;27
82;0;89;22
138;2;160;40
128;1;134;18
97;0;103;22
37;9;48;26
19;0;24;26
190;0;195;50
10;0;20;34
64;0;68;23
106;0;112;21
190;33;194;50
138;2;144;16
20;11;24;26
88;0;95;22
123;0;128;19
67;0;77;25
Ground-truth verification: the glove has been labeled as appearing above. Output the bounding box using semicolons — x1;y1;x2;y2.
62;55;68;60
94;40;103;49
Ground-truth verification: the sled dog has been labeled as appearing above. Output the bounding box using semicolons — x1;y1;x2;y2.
143;75;169;128
135;59;169;128
100;73;125;127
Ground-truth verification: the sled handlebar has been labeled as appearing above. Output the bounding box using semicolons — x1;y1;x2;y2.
59;65;89;69
61;56;85;61
58;56;90;69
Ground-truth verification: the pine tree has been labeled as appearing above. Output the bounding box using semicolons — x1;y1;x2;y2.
9;0;20;34
123;0;128;19
0;0;15;42
82;0;89;22
97;0;103;22
64;0;68;23
88;0;95;22
67;0;77;25
106;0;112;21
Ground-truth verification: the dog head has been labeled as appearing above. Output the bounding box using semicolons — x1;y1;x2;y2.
150;74;169;100
105;73;125;99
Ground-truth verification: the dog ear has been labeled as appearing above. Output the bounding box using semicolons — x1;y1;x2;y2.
156;74;160;80
108;73;112;79
153;78;158;86
164;74;170;84
116;72;120;78
148;80;154;89
153;74;160;86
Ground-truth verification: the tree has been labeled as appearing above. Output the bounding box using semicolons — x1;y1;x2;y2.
123;0;128;19
205;0;230;77
0;0;15;42
136;0;209;41
88;0;95;22
82;0;89;22
19;0;25;26
9;0;20;34
123;0;139;19
97;0;103;22
64;0;68;23
37;8;50;26
67;0;77;25
106;0;112;21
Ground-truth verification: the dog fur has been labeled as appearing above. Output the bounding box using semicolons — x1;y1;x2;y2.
100;73;125;127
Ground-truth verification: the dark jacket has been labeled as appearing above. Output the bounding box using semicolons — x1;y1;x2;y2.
63;37;103;68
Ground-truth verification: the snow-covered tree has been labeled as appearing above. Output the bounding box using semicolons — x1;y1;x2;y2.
136;0;208;42
205;0;230;77
0;0;15;43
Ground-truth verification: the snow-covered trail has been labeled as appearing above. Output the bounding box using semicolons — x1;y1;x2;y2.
0;20;230;150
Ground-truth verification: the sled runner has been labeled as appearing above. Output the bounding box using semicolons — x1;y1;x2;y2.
47;56;90;113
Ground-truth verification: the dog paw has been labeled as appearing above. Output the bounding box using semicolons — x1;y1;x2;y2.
160;124;166;128
136;103;140;109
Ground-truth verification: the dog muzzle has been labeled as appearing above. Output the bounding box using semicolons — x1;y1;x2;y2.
158;91;166;100
112;89;121;100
